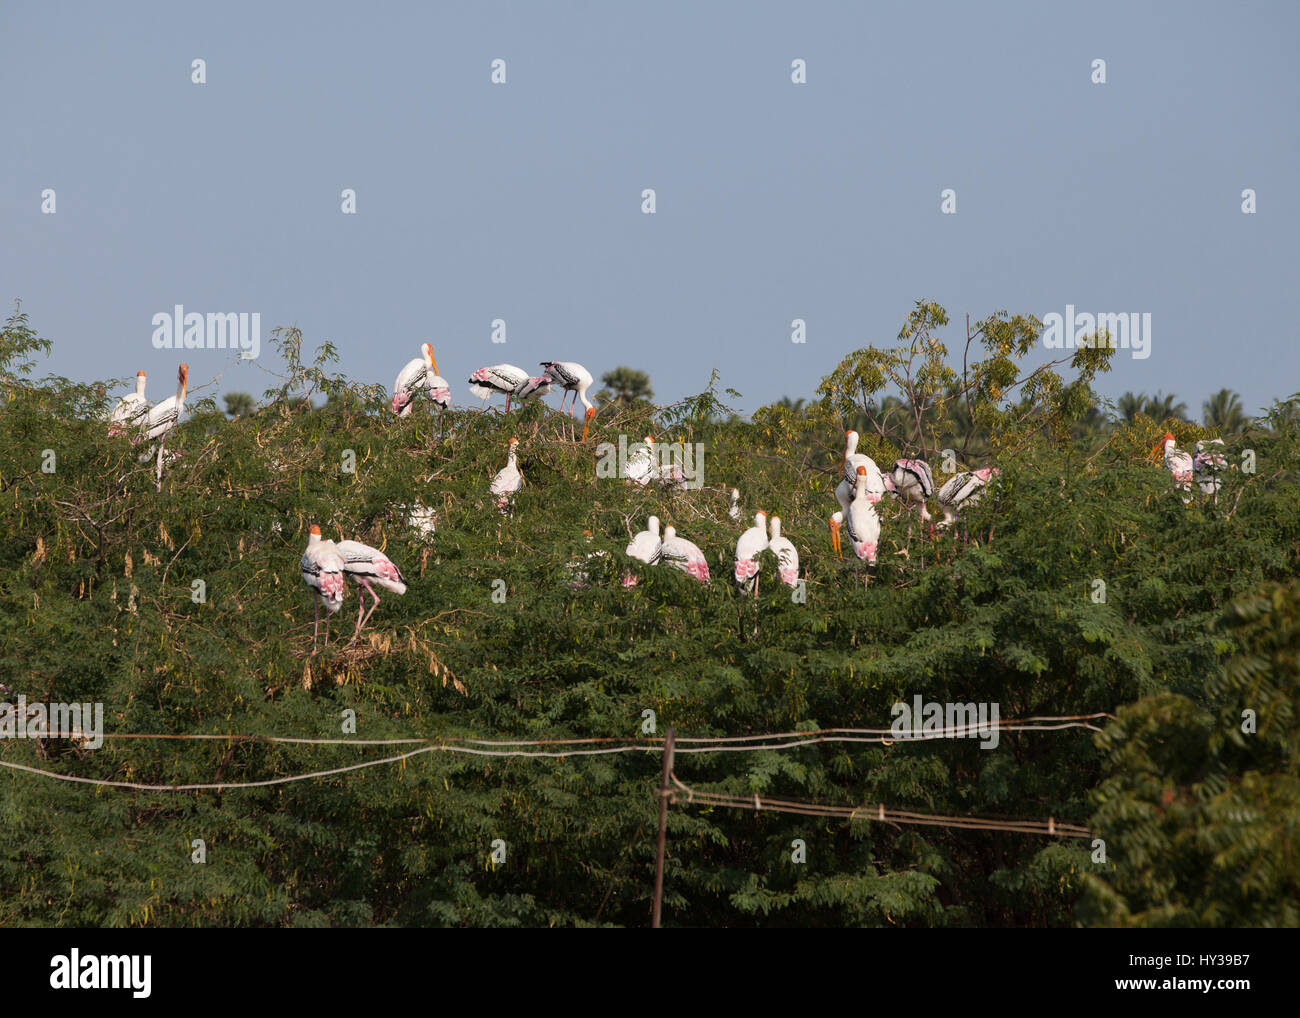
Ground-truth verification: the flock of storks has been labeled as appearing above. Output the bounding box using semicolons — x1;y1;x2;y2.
106;348;1226;650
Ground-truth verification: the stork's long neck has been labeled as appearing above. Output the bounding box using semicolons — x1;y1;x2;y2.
136;374;147;397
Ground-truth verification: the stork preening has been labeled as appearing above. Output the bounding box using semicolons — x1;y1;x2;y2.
835;430;887;516
468;364;531;410
623;515;662;587
767;516;800;588
392;344;450;416
334;539;407;644
489;437;523;514
889;458;936;522
1153;433;1194;503
656;526;711;583
108;371;148;436
1193;439;1228;501
845;466;881;565
734;511;769;597
936;467;1000;530
301;525;346;651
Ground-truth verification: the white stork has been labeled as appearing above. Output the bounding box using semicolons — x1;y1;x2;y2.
468;364;530;410
734;511;769;597
538;361;596;440
835;430;887;516
392;343;450;416
301;524;346;650
767;516;800;588
1153;432;1194;502
489;437;523;514
846;466;881;565
108;371;148;436
1193;438;1228;500
935;467;1000;528
334;538;407;644
655;526;710;583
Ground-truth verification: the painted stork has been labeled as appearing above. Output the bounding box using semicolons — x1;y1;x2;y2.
829;511;844;556
108;371;148;436
301;525;346;650
889;458;936;522
139;364;188;484
334;538;407;644
835;430;887;516
623;515;662;587
734;511;769;597
392;343;450;416
845;466;881;565
468;364;530;410
728;488;741;522
1153;433;1194;502
656;526;710;583
489;437;523;514
1193;438;1228;500
935;467;1000;528
768;516;800;588
537;361;596;440
141;363;188;444
626;436;657;486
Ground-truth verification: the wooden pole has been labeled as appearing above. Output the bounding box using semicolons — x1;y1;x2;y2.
651;726;676;929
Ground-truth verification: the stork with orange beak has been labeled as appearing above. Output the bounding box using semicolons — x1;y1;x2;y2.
301;525;346;651
536;361;596;441
835;430;887;516
1152;431;1194;502
139;364;188;486
392;343;450;416
489;437;523;514
829;512;844;556
108;371;148;436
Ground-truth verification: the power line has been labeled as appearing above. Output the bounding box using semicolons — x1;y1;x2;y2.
668;774;1092;839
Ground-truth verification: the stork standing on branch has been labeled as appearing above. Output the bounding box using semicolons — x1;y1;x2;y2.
734;511;768;597
335;539;407;645
108;371;148;436
301;525;345;651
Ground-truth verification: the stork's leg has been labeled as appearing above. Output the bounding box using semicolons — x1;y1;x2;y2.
155;434;167;492
312;595;321;652
350;578;381;645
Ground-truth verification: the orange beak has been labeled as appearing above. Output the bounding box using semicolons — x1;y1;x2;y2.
580;406;595;442
829;518;841;557
429;347;439;375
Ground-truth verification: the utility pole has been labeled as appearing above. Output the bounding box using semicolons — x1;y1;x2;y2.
651;727;676;928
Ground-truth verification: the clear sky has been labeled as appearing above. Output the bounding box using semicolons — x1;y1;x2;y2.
4;0;1297;419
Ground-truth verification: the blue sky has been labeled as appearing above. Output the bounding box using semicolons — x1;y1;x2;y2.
4;0;1297;419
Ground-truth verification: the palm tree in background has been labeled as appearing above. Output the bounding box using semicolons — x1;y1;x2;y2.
1143;391;1189;423
1203;388;1247;435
